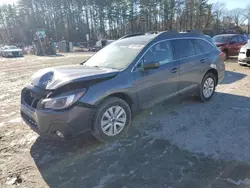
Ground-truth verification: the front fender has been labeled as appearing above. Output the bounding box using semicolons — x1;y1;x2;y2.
79;72;137;107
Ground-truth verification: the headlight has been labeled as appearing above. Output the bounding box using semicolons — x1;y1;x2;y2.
41;90;86;110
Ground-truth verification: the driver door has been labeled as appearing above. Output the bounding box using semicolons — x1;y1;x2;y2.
132;41;179;109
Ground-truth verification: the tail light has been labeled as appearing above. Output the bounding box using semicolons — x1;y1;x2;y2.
219;51;225;61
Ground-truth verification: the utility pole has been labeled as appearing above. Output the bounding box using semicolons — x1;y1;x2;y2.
248;13;250;35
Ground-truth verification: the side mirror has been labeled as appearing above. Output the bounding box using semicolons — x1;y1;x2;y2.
143;62;160;70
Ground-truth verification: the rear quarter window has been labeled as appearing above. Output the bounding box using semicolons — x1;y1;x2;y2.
191;40;202;55
196;39;213;53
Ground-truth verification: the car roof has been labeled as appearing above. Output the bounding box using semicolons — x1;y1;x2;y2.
119;31;208;46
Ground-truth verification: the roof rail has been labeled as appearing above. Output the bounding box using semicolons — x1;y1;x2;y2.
179;30;201;34
118;33;145;40
145;31;161;34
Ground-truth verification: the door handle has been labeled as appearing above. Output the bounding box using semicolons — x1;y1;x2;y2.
200;59;205;63
170;67;177;73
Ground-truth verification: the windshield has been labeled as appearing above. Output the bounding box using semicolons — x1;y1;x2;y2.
212;36;231;43
84;37;151;70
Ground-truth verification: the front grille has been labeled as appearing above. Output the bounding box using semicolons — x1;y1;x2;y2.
22;89;42;109
12;52;19;56
21;112;39;132
247;49;250;57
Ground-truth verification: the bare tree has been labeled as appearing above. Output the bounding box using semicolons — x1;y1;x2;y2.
212;1;226;31
230;8;245;26
0;0;222;44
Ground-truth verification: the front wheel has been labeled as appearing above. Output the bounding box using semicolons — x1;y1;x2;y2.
198;73;216;102
239;63;247;67
91;97;131;142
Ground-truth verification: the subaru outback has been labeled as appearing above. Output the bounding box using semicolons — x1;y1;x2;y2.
21;31;225;142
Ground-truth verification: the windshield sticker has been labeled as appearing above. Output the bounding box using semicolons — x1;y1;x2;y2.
119;45;144;49
129;45;144;49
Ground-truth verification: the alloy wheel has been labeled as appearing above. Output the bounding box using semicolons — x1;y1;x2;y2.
101;106;127;136
203;77;215;98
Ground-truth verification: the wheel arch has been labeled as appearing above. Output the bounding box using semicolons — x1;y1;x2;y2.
106;92;134;109
98;92;135;112
204;68;218;86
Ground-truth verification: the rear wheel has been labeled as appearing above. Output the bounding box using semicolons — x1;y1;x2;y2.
91;97;131;142
198;73;216;102
223;50;228;60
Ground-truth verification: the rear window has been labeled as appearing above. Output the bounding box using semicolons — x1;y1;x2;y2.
196;39;213;53
172;39;195;59
238;36;247;43
212;36;231;43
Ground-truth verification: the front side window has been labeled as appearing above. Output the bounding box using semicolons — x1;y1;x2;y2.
143;41;173;65
173;39;195;59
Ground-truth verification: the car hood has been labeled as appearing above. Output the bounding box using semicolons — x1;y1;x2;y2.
241;43;250;50
30;65;119;90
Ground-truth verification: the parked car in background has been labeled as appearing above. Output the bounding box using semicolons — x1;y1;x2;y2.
212;34;248;60
238;42;250;66
1;45;23;57
21;31;225;142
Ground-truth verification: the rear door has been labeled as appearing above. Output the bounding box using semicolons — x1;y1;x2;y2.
133;41;179;109
172;39;203;93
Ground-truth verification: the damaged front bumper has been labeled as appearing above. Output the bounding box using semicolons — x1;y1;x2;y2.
20;86;95;139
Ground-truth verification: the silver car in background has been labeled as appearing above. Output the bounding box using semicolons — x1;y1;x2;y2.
1;45;23;57
238;42;250;66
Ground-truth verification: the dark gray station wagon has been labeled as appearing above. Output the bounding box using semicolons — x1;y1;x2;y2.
21;31;225;142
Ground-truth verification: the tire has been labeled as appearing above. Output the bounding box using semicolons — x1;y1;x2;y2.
198;73;216;102
223;50;228;60
239;63;247;67
91;97;132;142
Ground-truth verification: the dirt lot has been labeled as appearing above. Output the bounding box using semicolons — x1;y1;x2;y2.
1;53;250;188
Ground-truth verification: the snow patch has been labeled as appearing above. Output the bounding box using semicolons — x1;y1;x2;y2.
94;141;122;155
92;174;115;188
0;94;10;100
10;133;38;146
0;122;4;127
222;178;250;186
1;112;15;117
8;117;22;123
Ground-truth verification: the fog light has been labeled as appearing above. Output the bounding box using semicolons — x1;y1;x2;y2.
55;131;64;138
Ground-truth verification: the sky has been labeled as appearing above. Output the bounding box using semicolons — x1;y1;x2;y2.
0;0;18;5
208;0;248;10
0;0;248;10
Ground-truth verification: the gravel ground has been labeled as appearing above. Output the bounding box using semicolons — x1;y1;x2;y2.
1;54;250;188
